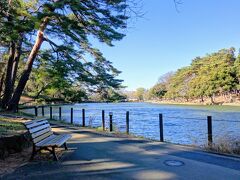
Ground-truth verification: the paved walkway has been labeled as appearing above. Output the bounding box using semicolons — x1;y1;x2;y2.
3;124;240;180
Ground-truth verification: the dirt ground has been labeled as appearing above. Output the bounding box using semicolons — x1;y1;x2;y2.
0;146;65;177
0;115;66;177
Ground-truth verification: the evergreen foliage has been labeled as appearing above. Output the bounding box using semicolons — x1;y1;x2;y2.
0;0;130;109
148;48;240;103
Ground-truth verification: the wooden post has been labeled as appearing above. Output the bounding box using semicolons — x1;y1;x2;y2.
207;116;213;146
71;108;73;124
126;111;129;134
109;112;113;132
82;109;85;127
50;107;52;120
34;107;38;116
42;106;45;116
159;114;164;142
102;110;105;131
59;107;62;120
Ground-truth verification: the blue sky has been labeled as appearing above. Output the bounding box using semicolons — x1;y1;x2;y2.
92;0;240;91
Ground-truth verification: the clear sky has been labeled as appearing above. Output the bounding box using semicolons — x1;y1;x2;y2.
92;0;240;91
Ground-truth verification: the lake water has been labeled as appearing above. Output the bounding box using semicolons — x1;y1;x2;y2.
24;102;240;146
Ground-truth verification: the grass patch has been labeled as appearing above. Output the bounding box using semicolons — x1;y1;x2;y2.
48;118;82;127
0;117;26;136
95;126;104;131
205;137;240;155
15;111;35;118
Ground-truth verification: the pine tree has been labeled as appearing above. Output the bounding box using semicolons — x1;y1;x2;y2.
0;0;129;110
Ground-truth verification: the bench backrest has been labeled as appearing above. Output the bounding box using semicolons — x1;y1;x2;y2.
24;119;53;144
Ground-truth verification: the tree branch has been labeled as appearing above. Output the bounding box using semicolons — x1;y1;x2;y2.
174;0;183;13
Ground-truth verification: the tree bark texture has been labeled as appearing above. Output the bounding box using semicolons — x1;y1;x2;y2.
7;17;50;110
1;42;15;108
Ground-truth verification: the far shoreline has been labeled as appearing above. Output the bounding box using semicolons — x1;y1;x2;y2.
144;100;240;107
17;100;240;109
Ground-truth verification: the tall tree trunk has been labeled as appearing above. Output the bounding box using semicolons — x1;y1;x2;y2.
7;17;50;111
1;38;23;109
7;32;44;110
1;42;15;108
11;38;22;90
0;71;6;98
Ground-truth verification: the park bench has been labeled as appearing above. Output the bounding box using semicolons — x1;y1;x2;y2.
24;118;71;161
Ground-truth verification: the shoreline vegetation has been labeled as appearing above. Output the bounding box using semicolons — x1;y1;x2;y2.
127;48;240;107
145;100;240;107
5;47;239;110
18;96;240;108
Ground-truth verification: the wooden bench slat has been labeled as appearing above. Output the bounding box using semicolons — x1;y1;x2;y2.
52;134;71;146
36;134;71;147
33;131;53;144
29;124;50;134
35;134;57;147
24;119;72;160
26;120;49;129
32;127;52;139
49;134;71;146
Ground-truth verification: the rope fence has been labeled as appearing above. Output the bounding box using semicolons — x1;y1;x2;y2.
19;105;240;147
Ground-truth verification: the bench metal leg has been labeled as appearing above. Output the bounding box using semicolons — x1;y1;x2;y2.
30;145;36;161
64;142;68;150
52;147;58;161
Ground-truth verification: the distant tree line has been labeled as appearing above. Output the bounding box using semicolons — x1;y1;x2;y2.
147;48;240;104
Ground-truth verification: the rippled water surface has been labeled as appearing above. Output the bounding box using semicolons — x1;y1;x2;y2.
24;102;240;146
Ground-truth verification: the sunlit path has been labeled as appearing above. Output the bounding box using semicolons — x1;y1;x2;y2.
3;124;240;180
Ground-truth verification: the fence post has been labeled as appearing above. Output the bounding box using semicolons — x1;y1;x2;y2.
126;111;129;134
34;106;38;116
42;106;45;116
71;108;73;124
82;109;85;127
50;107;52;120
207;116;213;146
59;107;62;120
109;112;113;132
102;110;105;131
159;113;164;142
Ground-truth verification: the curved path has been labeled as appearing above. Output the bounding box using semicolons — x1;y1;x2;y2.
3;124;240;180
